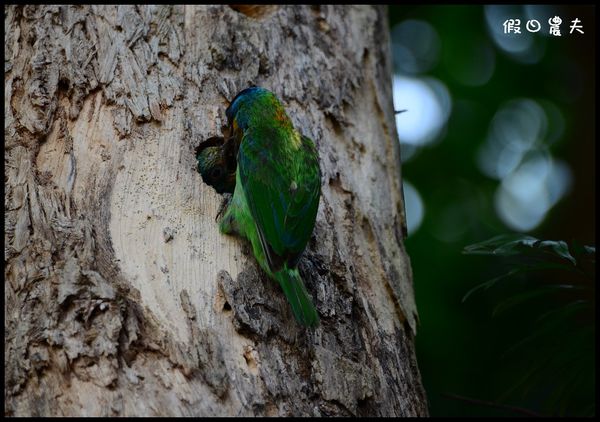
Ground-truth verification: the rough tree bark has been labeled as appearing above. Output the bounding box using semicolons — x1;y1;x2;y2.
4;5;428;416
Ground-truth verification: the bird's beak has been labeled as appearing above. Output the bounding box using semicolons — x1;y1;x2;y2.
221;118;233;139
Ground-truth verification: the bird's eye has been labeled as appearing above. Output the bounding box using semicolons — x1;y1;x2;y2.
211;168;222;179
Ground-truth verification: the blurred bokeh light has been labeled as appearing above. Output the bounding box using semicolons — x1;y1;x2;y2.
392;19;441;74
494;153;572;231
393;75;452;148
403;180;425;235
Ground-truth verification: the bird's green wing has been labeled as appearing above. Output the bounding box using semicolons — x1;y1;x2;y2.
238;129;321;272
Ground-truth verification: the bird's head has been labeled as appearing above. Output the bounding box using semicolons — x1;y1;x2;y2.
225;86;287;133
195;137;236;194
226;86;268;122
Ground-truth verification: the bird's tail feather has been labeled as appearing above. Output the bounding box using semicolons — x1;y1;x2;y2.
275;268;319;327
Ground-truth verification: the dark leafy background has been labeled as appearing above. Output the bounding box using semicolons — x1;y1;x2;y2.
388;5;595;416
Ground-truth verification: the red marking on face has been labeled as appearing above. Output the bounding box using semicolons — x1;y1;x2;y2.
275;107;287;123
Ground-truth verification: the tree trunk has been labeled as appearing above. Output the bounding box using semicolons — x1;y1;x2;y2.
4;5;427;416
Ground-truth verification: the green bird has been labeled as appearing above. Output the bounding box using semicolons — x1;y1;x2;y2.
204;86;321;327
